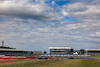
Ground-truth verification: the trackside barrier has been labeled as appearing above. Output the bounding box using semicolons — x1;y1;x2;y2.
41;55;91;57
0;56;36;59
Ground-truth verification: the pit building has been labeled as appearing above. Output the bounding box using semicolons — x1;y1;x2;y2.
49;47;73;55
86;49;100;56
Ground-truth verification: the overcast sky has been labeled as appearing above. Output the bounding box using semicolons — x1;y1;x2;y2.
0;0;100;52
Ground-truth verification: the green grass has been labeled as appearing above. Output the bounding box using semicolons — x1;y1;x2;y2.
90;56;100;58
0;59;100;67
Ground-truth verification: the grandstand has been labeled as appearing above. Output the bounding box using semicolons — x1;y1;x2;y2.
49;47;73;55
0;41;29;56
0;48;29;55
86;49;100;56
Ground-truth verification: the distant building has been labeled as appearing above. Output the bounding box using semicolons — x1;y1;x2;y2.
73;50;79;55
0;41;29;56
86;49;100;56
48;47;73;55
73;52;78;55
0;47;29;55
33;51;42;55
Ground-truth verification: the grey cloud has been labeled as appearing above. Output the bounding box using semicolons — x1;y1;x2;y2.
45;0;92;1
63;3;88;12
89;32;100;38
0;0;63;21
0;0;100;51
0;18;100;50
62;0;100;22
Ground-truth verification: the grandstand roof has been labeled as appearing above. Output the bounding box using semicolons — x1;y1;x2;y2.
48;47;71;49
0;48;29;51
86;49;100;51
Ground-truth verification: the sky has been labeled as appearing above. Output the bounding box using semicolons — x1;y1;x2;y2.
0;0;100;52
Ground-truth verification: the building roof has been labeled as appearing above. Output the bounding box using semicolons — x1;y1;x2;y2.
48;47;71;49
0;48;29;51
86;49;100;51
0;46;16;49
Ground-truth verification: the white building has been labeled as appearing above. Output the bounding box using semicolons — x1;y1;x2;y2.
48;47;73;55
86;49;100;56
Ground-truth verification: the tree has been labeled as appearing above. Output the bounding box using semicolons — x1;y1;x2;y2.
44;51;47;54
79;49;85;55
